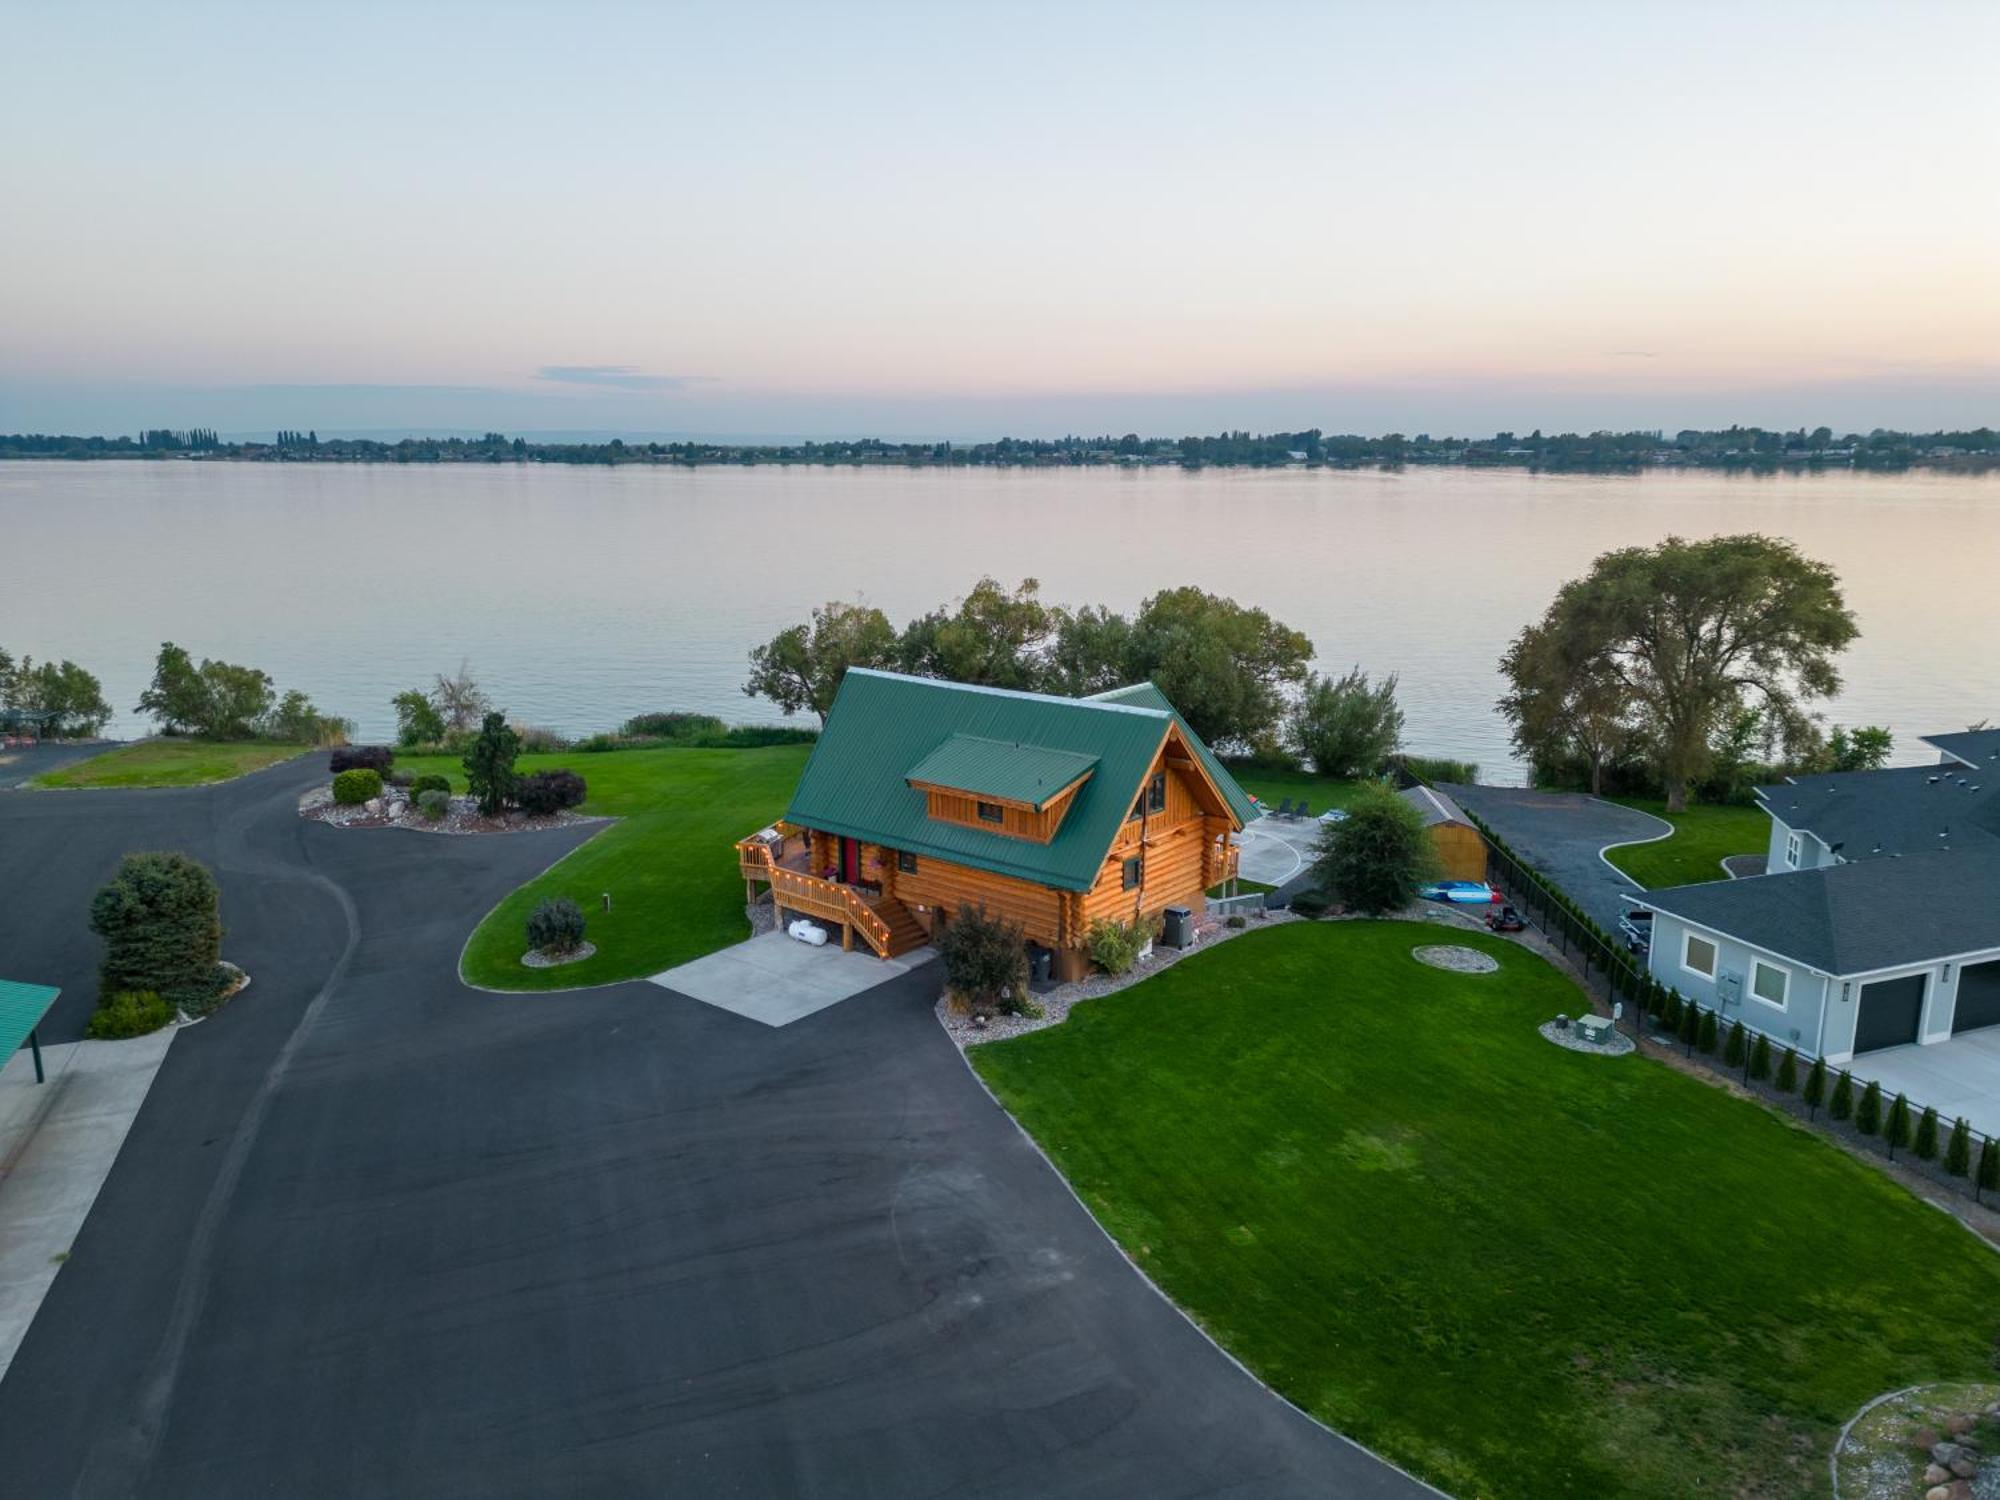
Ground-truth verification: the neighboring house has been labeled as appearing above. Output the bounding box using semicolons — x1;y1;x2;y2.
1398;783;1486;882
1639;727;2000;1061
736;670;1255;979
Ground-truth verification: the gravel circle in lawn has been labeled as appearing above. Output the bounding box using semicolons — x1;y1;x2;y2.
1413;943;1498;974
521;941;598;969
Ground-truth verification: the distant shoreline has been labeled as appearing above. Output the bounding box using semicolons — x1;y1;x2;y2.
4;425;1995;475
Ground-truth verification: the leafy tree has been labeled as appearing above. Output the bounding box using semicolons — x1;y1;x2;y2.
1696;1010;1718;1055
1884;1092;1912;1153
1855;1079;1882;1135
1497;618;1633;794
431;660;491;736
1748;1032;1772;1082
89;851;222;1009
1311;781;1440;915
5;655;112;735
937;903;1032;1016
258;689;345;745
1800;1055;1824;1110
743;600;896;722
1823;725;1893;772
1913;1105;1939;1161
196;659;274;738
1124;586;1313;751
462;712;521;815
895;577;1061;690
1288;666;1403;777
393;688;447;747
1045;604;1135;696
1502;535;1857;809
1828;1068;1853;1121
136;641;209;734
0;647;13;705
1945;1117;1972;1177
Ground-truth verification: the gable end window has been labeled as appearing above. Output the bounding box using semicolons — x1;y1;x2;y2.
1682;932;1717;979
1750;960;1788;1009
976;801;1005;824
1784;831;1802;868
896;850;918;875
1121;855;1142;890
1131;772;1167;819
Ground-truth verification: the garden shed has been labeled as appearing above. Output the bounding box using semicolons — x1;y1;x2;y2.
1399;784;1487;882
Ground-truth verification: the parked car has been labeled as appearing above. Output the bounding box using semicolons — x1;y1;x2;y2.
1419;880;1503;905
1618;908;1652;954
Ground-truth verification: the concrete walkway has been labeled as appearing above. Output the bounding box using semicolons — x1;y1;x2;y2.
0;1028;176;1381
650;929;937;1026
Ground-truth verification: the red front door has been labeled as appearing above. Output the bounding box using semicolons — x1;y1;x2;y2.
840;837;861;884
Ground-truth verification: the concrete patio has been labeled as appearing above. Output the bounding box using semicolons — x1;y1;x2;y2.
649;929;937;1026
1848;1028;2000;1140
1235;811;1331;887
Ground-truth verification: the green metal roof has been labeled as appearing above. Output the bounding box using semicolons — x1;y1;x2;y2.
1085;681;1260;826
0;979;60;1056
786;669;1246;891
905;734;1098;808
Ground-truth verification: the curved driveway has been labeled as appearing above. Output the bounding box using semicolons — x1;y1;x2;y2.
1436;783;1669;933
0;762;1427;1497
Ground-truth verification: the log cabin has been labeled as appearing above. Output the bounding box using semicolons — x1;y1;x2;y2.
736;669;1257;979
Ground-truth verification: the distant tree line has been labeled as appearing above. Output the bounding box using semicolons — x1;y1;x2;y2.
1;424;1994;472
0;646;112;736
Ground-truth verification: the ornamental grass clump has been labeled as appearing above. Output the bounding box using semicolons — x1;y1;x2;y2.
417;788;450;822
525;897;587;956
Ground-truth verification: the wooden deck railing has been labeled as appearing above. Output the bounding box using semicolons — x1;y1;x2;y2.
737;832;892;956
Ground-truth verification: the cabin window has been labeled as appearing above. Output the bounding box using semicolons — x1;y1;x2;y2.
897;850;918;875
1130;772;1166;819
1682;932;1717;979
976;801;1005;824
1784;831;1802;868
1750;959;1788;1009
1122;855;1142;890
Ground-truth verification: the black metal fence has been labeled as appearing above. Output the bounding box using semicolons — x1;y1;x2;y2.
1468;815;2000;1207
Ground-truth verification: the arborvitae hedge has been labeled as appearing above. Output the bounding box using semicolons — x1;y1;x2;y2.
1663;990;1683;1029
1885;1092;1911;1152
1829;1069;1853;1121
1978;1136;2000;1194
1856;1080;1883;1136
1776;1047;1800;1093
1946;1118;1973;1177
1748;1033;1772;1082
1723;1021;1745;1068
1913;1105;1939;1161
1677;1000;1700;1047
1696;1010;1718;1055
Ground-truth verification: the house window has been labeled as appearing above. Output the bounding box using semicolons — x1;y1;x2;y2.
897;850;918;875
1784;831;1802;869
1122;855;1142;890
976;801;1005;824
1683;932;1717;978
1750;959;1788;1009
1130;772;1167;820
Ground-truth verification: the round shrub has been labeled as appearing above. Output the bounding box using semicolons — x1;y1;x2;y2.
89;851;222;1009
526;897;587;955
409;773;451;799
333;768;382;805
515;768;587;816
86;989;177;1040
386;768;415;789
417;788;450;821
330;744;394;774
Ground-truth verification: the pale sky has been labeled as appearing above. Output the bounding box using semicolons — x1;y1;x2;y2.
3;0;1995;439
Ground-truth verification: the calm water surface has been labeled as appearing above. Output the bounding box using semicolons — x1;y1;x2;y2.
3;460;1997;780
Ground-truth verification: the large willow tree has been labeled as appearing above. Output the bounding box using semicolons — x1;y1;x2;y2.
1501;534;1857;810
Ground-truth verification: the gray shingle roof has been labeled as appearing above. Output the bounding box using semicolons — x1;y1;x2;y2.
1755;764;2000;860
1922;728;2000;771
1399;783;1472;829
1638;847;2000;975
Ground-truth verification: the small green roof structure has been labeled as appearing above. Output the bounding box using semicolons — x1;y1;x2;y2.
905;734;1099;809
0;979;61;1084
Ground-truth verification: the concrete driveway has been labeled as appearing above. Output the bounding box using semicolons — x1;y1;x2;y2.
1849;1029;2000;1139
1437;783;1669;933
0;758;1427;1498
650;929;937;1025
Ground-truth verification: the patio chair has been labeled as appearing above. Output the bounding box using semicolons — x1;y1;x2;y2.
1275;797;1294;818
1295;800;1311;820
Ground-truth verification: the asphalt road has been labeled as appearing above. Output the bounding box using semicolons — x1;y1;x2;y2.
1436;783;1668;933
0;760;1427;1498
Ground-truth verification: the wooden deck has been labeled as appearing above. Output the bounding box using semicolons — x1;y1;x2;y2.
737;829;926;958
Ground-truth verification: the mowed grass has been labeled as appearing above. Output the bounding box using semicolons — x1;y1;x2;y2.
1222;764;1369;817
1603;798;1770;887
972;921;2000;1500
395;744;811;990
34;739;306;788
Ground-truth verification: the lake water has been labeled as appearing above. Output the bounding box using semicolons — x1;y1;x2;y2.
3;460;1997;780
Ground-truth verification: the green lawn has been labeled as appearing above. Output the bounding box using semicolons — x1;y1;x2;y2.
33;739;307;788
1603;798;1769;887
395;744;812;990
972;921;2000;1500
1221;764;1369;817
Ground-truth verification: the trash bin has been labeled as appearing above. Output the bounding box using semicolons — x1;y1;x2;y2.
1161;905;1194;949
1028;946;1053;984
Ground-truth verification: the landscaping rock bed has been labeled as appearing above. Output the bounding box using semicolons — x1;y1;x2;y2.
1413;943;1498;974
299;784;600;836
1538;1017;1635;1057
1832;1383;2000;1500
521;941;597;969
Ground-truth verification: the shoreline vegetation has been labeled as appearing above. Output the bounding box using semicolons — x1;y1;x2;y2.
4;424;1997;474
